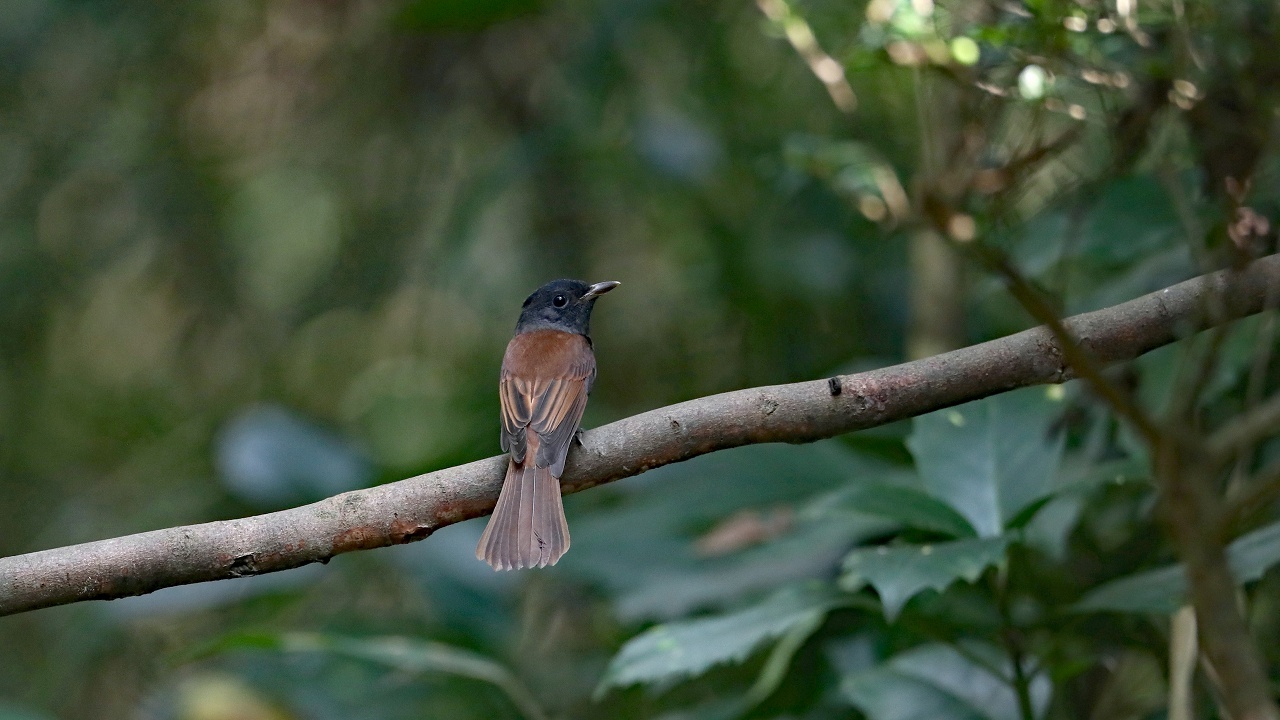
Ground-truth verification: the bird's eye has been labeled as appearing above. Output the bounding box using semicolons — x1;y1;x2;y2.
552;294;568;308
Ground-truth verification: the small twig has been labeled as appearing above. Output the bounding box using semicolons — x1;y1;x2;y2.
992;568;1036;720
963;235;1278;720
1244;307;1279;411
1221;459;1280;534
999;126;1085;186
969;243;1163;445
1156;453;1280;720
1168;606;1197;720
756;0;857;113
1207;393;1280;464
1165;323;1230;427
1230;292;1280;496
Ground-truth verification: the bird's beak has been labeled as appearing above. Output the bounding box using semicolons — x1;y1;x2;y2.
582;280;621;300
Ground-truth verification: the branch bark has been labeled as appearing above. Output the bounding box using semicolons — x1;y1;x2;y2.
2;255;1279;617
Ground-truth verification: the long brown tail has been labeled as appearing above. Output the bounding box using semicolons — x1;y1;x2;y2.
476;458;571;570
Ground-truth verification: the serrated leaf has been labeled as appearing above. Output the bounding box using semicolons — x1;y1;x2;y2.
843;642;1050;720
596;583;844;697
567;442;898;618
739;609;828;712
817;483;978;538
1021;494;1085;561
842;538;1009;619
615;518;884;622
907;388;1065;538
1075;519;1280;614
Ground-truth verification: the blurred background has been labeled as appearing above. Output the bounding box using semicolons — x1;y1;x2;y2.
1;0;1279;718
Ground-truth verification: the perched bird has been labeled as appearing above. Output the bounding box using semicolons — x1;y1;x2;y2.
477;279;620;570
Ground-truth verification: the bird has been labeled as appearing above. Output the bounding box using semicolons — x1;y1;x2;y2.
476;278;620;570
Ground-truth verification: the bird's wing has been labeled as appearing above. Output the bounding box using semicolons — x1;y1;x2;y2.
499;331;596;477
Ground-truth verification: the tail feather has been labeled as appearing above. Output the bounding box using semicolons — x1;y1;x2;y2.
476;459;570;570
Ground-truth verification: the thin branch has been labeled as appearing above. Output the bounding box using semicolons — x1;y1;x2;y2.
1209;392;1280;463
1156;447;1279;720
1166;322;1229;427
969;238;1279;720
970;243;1164;445
1227;299;1280;500
756;0;857;113
1222;458;1280;534
1;256;1279;617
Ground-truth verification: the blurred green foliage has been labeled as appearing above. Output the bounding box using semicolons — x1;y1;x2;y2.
1;0;1280;718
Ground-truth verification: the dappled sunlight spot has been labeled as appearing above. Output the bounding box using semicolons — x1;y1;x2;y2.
865;0;896;24
858;194;888;222
1169;78;1202;110
1017;64;1049;100
176;673;289;720
885;40;927;66
949;36;979;66
757;0;857;112
946;214;976;243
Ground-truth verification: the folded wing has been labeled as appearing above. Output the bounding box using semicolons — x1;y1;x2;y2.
479;331;596;569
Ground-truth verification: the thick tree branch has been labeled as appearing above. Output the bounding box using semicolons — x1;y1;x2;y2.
2;255;1279;617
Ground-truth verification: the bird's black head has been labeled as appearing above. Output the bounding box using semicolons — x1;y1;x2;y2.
515;279;620;336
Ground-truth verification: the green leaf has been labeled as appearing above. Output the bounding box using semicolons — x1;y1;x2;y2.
567;442;899;619
1003;494;1057;531
1022;456;1145;560
841;537;1010;619
614;518;886;622
1075;519;1280;614
740;610;828;710
1078;177;1182;266
220;633;548;720
907;388;1065;537
1131;315;1276;425
842;642;1050;720
816;483;978;538
595;583;845;697
1021;494;1085;561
